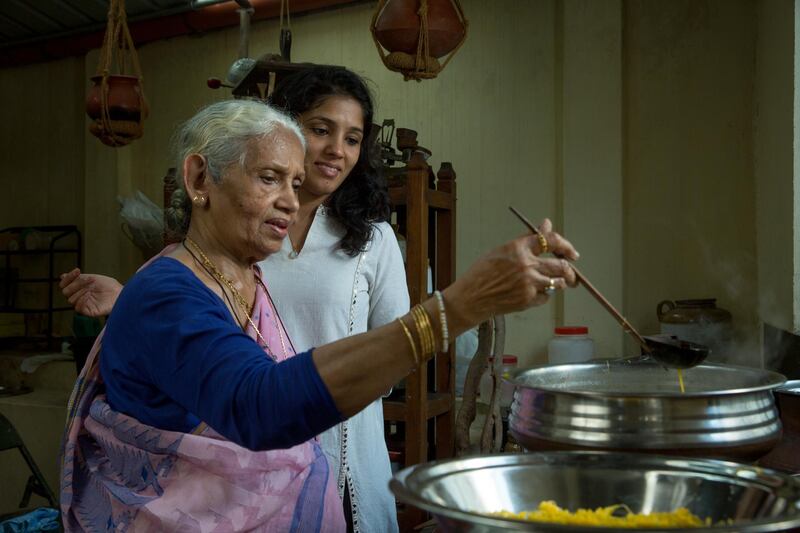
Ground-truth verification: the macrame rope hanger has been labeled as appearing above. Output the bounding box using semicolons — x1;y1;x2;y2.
371;0;468;81
93;0;147;146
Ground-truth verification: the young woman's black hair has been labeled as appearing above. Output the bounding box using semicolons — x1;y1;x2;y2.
269;66;391;256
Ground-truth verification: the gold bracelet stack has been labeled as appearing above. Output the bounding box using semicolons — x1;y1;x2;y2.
397;304;441;367
411;305;436;355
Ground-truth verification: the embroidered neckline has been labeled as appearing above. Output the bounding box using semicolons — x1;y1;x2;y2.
287;205;326;259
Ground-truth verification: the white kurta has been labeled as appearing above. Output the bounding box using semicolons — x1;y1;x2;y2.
261;207;409;533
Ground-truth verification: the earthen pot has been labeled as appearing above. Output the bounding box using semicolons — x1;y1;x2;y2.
86;74;147;122
374;0;465;59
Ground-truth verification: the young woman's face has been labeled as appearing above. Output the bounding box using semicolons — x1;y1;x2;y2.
298;95;365;200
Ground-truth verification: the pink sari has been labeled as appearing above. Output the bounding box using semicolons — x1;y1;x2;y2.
60;249;345;532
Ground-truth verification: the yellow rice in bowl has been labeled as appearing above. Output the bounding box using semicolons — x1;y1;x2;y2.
493;500;710;528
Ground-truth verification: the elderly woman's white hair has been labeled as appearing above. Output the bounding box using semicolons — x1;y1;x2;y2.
166;99;306;237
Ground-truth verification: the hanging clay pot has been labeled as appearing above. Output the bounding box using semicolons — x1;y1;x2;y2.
374;0;466;59
86;75;149;147
86;74;147;122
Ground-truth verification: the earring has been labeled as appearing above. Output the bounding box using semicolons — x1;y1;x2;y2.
192;195;206;206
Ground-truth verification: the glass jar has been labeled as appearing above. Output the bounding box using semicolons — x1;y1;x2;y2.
547;326;594;364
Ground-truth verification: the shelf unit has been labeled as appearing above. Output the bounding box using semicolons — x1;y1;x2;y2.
0;225;81;348
382;152;457;530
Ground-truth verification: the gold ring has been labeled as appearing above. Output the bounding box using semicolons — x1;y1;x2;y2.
537;233;549;254
545;278;557;296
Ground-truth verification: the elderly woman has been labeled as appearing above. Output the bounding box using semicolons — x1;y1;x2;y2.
61;99;578;532
63;66;409;532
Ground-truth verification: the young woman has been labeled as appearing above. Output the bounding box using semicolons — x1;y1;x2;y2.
265;67;406;532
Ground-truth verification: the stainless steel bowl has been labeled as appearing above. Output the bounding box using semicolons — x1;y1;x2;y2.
507;362;785;459
390;451;800;532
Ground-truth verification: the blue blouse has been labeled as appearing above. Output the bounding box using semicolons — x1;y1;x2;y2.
100;257;342;451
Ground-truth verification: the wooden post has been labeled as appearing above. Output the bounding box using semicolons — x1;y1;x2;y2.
401;152;429;531
385;151;458;531
434;162;457;459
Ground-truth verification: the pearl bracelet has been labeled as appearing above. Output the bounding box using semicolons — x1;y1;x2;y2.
434;290;449;352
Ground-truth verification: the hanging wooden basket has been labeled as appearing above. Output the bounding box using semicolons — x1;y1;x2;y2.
370;0;468;81
85;0;148;147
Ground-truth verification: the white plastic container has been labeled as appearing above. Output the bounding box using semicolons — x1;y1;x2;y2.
479;355;518;407
547;326;594;364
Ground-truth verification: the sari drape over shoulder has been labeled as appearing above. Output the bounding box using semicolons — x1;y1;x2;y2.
60;250;345;532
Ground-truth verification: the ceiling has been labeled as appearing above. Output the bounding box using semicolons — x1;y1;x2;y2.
0;0;356;68
0;0;192;50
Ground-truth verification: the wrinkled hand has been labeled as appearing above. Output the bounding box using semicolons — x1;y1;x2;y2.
59;268;123;318
443;219;579;332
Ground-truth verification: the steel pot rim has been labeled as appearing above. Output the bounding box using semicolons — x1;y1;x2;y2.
507;361;786;398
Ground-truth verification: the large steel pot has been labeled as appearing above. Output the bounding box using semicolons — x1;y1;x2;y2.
507;362;785;460
390;451;800;532
759;380;800;472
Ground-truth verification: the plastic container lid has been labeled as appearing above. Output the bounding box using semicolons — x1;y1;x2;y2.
554;326;589;335
487;355;518;364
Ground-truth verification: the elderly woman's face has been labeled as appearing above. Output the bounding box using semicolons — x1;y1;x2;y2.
209;127;305;260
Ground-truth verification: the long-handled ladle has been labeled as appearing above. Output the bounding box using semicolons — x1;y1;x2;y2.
508;206;709;369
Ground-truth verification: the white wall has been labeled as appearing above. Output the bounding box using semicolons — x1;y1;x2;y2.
1;0;781;366
624;0;759;362
755;0;794;339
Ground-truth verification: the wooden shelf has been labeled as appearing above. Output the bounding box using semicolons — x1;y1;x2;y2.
427;189;454;210
382;152;458;532
383;391;453;422
388;186;454;210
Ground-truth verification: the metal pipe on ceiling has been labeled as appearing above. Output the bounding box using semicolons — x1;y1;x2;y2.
236;0;254;59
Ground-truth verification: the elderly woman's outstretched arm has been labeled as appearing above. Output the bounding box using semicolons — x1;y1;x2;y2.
102;225;576;452
314;229;577;418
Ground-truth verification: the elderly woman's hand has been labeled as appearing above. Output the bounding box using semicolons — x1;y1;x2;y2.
442;218;579;333
59;268;123;318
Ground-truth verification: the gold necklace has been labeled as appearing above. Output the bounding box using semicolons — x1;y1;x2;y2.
184;237;287;358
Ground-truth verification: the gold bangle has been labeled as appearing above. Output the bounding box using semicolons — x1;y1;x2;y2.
409;306;429;355
422;306;437;354
397;317;420;366
408;307;422;354
420;306;436;354
411;305;436;357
